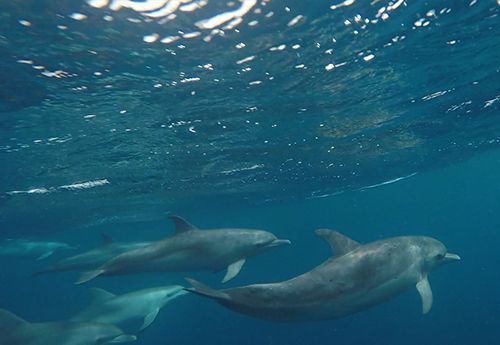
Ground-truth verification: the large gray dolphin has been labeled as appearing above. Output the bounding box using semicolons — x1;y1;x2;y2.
186;229;460;322
76;216;290;284
0;308;136;345
0;238;74;260
71;285;187;331
34;235;150;276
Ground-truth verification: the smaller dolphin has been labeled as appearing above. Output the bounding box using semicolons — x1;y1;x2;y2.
34;234;150;276
71;285;187;331
186;229;460;322
76;215;290;284
0;308;136;345
0;238;74;260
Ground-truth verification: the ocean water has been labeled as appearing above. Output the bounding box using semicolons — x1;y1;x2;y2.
0;0;499;344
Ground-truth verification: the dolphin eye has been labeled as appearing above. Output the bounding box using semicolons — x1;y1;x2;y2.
435;253;445;260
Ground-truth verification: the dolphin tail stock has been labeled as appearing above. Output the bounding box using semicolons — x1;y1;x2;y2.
185;278;230;301
75;269;105;285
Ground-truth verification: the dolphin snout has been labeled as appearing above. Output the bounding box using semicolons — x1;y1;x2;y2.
109;334;137;343
266;239;291;248
444;253;461;261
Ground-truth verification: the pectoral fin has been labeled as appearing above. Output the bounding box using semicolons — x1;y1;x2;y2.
140;308;159;331
416;276;433;314
75;269;105;285
222;258;246;283
36;251;53;260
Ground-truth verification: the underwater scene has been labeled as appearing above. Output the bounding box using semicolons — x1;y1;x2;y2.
0;0;499;344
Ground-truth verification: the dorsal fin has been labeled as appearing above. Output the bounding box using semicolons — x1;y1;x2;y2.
0;309;27;331
89;288;115;303
100;233;114;245
168;215;198;233
315;229;360;257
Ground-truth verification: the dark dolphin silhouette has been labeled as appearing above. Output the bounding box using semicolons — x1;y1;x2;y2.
34;234;150;276
0;308;136;345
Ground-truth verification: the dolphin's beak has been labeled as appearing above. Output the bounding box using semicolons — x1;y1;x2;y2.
108;335;137;343
266;239;291;248
173;289;189;297
444;253;461;261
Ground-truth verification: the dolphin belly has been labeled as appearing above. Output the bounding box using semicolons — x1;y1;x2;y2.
314;270;418;320
213;271;417;322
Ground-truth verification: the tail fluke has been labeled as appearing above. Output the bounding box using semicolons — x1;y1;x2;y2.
185;278;230;301
75;269;105;285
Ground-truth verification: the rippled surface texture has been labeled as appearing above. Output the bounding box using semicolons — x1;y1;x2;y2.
0;0;499;234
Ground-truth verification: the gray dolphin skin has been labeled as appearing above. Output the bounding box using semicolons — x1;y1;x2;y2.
34;234;150;276
0;308;136;345
71;285;187;331
0;238;74;260
76;216;290;284
186;229;461;322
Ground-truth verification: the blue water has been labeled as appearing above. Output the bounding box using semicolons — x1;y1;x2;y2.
1;0;499;344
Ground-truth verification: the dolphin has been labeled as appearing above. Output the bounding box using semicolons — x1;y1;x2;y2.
34;234;150;276
0;308;136;345
76;215;290;284
71;285;187;331
0;238;74;260
186;229;461;322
